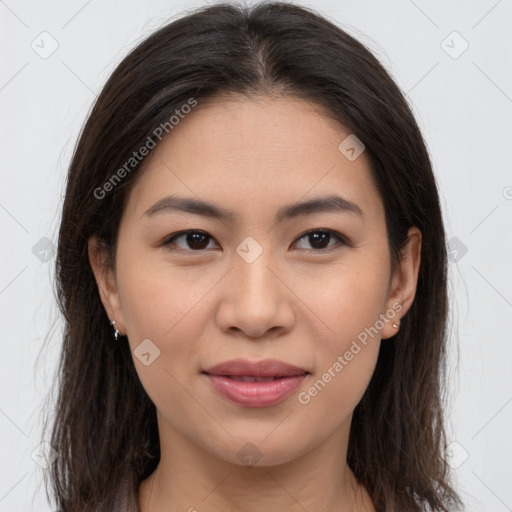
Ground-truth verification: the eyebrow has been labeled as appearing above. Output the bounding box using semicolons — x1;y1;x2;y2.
143;194;363;222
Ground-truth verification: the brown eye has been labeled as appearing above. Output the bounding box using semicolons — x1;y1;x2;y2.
293;230;346;251
164;231;217;251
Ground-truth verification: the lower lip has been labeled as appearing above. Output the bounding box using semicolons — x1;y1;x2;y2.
205;374;307;407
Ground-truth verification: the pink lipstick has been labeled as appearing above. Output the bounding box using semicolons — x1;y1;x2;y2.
203;358;308;407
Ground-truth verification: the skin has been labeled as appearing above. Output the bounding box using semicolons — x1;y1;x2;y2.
89;93;421;512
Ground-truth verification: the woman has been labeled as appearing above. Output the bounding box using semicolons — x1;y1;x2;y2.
46;2;463;511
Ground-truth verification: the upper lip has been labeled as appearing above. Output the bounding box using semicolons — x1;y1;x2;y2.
203;358;309;378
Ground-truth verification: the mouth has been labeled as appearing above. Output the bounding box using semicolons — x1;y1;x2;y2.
221;375;288;382
202;359;309;407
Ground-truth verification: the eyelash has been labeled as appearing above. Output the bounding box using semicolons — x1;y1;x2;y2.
161;229;349;253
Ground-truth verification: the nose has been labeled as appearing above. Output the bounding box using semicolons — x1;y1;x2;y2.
215;251;295;339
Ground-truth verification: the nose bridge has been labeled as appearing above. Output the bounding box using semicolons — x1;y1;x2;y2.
234;244;280;310
216;240;294;337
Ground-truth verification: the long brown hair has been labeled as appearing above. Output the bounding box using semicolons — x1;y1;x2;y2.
45;2;462;511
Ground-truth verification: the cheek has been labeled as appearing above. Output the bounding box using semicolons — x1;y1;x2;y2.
326;271;388;342
294;272;386;426
115;254;220;412
116;246;215;341
295;252;390;341
297;255;389;406
116;258;213;422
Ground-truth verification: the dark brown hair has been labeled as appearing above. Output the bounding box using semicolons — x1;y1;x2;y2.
45;2;462;511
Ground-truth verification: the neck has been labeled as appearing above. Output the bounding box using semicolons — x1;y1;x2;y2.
138;414;375;512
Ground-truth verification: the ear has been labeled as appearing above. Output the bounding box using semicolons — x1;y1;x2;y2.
381;226;422;340
88;235;126;335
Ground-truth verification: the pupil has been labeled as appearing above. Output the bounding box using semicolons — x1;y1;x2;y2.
310;231;329;249
187;232;208;250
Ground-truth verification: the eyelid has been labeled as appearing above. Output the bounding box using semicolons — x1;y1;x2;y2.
161;228;350;251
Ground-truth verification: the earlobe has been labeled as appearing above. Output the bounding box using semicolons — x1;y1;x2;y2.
381;227;422;340
88;236;127;335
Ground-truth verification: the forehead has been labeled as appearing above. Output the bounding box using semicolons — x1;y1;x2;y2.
124;94;383;224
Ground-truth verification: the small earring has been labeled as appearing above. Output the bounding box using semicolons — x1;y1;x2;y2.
392;321;400;329
110;319;121;341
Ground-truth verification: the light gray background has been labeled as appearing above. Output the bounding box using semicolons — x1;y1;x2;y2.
1;0;511;510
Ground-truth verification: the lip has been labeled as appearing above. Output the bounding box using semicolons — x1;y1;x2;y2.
203;358;309;407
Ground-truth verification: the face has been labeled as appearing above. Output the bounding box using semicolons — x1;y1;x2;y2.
90;94;420;468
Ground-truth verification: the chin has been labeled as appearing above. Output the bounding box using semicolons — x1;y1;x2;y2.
202;433;313;469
